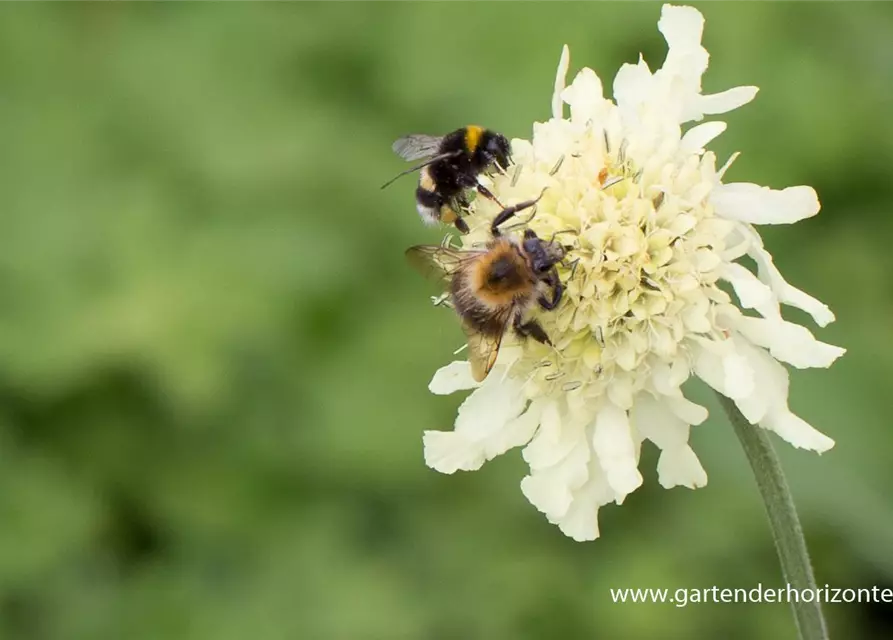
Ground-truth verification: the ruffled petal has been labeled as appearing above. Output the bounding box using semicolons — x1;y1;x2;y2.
762;408;835;453
734;316;846;369
666;395;709;426
424;374;529;473
731;337;835;451
741;224;836;326
711;183;820;225
692;338;755;400
521;402;592;520
523;400;576;470
520;437;590;520
554;458;615;541
630;393;706;489
658;4;705;50
679;121;726;154
428;360;480;395
631;393;688;449
423;431;485;475
721;262;778;318
656;445;707;489
561;67;610;124
592;402;643;502
613;56;653;122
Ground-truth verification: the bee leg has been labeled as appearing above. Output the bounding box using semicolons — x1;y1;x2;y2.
490;191;546;236
448;194;472;234
537;268;563;310
440;202;470;234
514;314;551;346
475;184;505;208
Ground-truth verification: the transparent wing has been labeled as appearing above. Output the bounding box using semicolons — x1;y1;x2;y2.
405;245;482;282
392;134;445;162
462;309;513;382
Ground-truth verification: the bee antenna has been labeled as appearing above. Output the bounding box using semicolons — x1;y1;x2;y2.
380;151;462;190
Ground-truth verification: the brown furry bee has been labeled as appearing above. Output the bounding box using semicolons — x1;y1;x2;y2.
382;126;511;233
406;194;567;381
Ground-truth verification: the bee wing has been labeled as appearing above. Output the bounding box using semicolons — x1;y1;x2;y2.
392;134;445;162
462;308;513;382
405;245;482;282
406;244;510;381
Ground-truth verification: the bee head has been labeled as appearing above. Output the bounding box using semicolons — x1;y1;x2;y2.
482;131;512;170
522;229;566;274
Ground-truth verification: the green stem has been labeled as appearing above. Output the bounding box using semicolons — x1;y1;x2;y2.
717;392;829;640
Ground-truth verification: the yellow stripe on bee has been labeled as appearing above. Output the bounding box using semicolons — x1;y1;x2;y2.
419;166;436;190
464;125;484;153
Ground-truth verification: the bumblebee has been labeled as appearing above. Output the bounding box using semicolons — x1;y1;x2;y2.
382;126;511;233
406;194;567;381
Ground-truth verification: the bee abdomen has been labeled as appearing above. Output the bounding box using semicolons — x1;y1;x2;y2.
450;275;501;336
415;186;442;225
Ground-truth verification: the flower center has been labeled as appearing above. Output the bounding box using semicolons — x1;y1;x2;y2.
462;132;729;400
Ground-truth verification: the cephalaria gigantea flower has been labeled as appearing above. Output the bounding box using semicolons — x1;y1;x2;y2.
423;4;845;541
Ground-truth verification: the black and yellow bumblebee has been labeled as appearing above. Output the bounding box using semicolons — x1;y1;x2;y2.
382;126;512;233
406;193;567;381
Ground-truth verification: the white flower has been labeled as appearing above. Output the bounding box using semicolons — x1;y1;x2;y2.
423;4;845;541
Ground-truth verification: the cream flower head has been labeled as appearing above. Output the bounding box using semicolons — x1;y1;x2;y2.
422;4;845;541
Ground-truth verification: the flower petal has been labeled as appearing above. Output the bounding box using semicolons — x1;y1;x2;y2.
721;262;778;318
592;402;643;502
679;121;726;154
428;360;479;395
657;4;710;123
656;445;708;489
650;357;691;396
523;400;574;470
692;338;755;400
613;56;653;120
630;393;706;489
453;375;526;437
711;183;820;225
630;393;688;450
520;436;590;520
729;338;784;424
552;45;570;120
730;337;834;452
561;67;609;124
741;225;836;326
762;408;835;453
423;431;485;475
658;4;704;51
554;459;615;541
424;375;528;473
734;316;846;369
483;399;546;460
666;395;709;426
699;86;759;115
521;404;592;520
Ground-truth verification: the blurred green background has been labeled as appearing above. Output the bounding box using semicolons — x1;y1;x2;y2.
0;2;890;639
